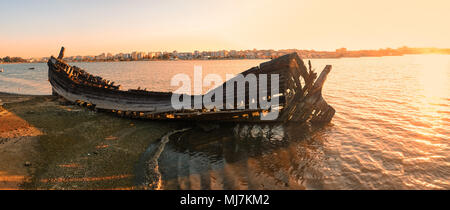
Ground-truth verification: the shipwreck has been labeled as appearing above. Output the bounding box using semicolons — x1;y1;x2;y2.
48;47;335;123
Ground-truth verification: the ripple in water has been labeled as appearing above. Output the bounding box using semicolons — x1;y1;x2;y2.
1;55;449;189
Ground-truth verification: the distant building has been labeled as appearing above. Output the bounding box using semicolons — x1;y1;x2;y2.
131;51;138;60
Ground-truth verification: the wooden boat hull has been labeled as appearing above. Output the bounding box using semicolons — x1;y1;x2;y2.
48;47;335;123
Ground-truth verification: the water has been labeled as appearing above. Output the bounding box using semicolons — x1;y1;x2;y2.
1;55;449;189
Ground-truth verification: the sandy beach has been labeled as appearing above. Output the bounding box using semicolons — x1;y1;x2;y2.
0;92;175;190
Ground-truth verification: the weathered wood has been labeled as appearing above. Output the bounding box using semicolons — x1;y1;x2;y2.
48;47;335;123
57;47;65;59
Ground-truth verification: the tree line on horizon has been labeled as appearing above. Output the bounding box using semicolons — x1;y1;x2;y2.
0;56;28;63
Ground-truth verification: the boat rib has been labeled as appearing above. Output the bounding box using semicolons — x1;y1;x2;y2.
48;47;335;123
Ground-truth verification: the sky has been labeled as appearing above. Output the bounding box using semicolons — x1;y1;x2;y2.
1;0;449;58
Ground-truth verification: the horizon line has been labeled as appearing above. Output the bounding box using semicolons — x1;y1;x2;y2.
2;46;450;59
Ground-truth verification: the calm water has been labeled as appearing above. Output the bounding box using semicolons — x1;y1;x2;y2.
0;55;449;189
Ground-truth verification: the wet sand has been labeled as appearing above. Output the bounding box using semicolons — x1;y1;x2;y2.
0;92;308;190
0;92;175;190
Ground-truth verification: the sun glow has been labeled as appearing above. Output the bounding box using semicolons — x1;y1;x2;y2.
1;0;450;57
411;55;450;130
416;55;449;99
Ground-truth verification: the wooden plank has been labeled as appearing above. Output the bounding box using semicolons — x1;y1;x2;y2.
48;47;335;123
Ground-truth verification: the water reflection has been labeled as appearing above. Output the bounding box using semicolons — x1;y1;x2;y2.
139;123;332;190
3;55;449;189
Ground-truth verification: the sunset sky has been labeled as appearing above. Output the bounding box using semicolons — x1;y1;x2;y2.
1;0;449;57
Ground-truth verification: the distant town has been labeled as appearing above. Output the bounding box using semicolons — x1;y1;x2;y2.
1;47;450;64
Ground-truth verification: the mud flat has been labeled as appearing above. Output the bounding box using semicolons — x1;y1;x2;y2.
0;92;175;190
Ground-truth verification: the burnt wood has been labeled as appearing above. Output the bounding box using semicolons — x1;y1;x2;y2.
48;47;335;123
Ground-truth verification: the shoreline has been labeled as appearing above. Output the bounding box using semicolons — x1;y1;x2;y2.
0;92;306;190
0;92;175;189
3;52;450;65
